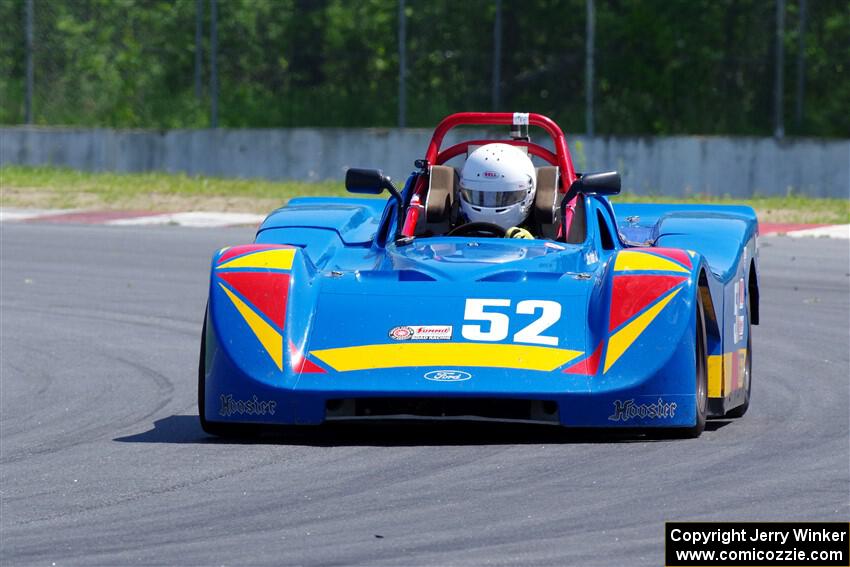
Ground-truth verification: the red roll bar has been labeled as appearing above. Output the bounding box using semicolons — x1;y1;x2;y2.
436;139;559;169
425;112;576;183
402;112;579;238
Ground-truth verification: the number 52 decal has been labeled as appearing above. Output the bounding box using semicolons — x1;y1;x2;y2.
461;299;562;346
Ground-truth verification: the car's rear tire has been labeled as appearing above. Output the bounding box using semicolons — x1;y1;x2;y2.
725;293;752;418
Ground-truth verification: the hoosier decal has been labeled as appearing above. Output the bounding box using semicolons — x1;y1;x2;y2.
219;394;277;417
608;398;677;422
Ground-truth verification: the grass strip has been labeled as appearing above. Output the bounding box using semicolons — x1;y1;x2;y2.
1;166;847;224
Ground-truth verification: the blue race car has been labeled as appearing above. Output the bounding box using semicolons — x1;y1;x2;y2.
199;112;758;438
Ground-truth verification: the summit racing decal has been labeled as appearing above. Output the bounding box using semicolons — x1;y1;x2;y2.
219;394;276;417
608;398;677;422
389;325;453;341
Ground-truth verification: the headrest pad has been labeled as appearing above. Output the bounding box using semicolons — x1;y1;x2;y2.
426;165;456;223
533;166;560;225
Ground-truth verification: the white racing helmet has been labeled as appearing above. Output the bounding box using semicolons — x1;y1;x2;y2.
458;143;536;230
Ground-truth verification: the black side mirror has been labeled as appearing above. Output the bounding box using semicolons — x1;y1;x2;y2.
345;167;405;243
345;168;389;194
569;171;621;196
560;171;621;242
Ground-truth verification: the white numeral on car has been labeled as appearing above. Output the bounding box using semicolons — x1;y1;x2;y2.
461;299;511;341
513;300;561;346
461;299;561;346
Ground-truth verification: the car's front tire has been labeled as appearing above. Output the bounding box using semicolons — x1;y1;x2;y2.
665;294;708;439
198;315;248;437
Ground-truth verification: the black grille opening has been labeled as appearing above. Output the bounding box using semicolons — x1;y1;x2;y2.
326;397;559;424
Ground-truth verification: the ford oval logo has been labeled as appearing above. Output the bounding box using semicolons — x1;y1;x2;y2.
424;370;472;382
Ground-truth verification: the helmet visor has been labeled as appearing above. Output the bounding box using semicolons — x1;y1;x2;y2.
459;187;527;208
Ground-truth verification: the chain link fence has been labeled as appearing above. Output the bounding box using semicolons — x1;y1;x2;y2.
0;0;847;137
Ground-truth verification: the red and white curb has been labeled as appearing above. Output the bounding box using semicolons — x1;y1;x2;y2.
759;223;850;239
1;208;847;238
0;208;83;222
108;211;266;227
783;225;850;239
0;208;265;228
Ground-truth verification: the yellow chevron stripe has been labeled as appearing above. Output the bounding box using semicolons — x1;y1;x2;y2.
219;283;283;370
310;343;583;373
613;251;689;273
603;287;682;373
217;248;295;271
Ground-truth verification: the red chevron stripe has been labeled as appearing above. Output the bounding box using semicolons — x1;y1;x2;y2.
218;271;290;328
609;275;687;332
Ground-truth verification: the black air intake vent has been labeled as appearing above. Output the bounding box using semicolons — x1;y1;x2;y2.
326;397;559;424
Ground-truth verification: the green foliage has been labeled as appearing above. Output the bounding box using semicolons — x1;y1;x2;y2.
0;0;846;136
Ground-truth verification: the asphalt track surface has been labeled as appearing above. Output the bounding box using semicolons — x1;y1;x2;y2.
2;222;848;566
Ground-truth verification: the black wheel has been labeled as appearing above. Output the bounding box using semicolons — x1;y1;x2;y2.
198;316;216;434
725;293;752;418
198;315;245;437
666;295;708;438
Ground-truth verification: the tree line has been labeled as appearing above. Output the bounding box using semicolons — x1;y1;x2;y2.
0;0;847;137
